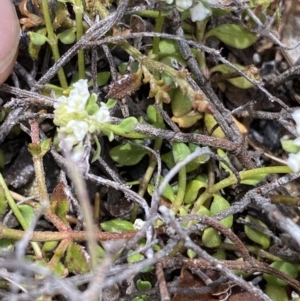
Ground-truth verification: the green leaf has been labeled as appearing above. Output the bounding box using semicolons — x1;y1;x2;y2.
0;238;15;251
136;280;152;291
244;215;270;249
28;31;49;46
161;151;175;170
184;180;207;204
210;64;254;89
97;71;111;87
0;185;7;217
109;143;149;166
55;198;69;225
91;136;101;163
57;28;76;44
281;139;300;153
212;249;226;260
172;142;190;163
127;251;144;263
240;173;267;185
204;114;226;139
18;205;35;224
101;117;148;139
106;99;117;109
85;93;99;115
159;40;180;57
205;24;257;49
264;261;298;286
187;249;197;259
186;145;210;172
217;149;232;173
202;227;221;248
171;88;192;117
264;284;288;301
65;244;90;274
40;138;51;157
147;178;175;203
210;194;233;228
101;219;134;232
42;241;59;252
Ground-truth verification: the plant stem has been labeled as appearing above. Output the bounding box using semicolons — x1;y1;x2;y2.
152;12;165;56
74;0;85;79
171;166;187;214
0;173;43;258
41;0;68;88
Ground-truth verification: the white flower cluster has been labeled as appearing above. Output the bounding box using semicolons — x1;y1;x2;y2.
287;109;300;172
53;79;110;162
164;0;218;22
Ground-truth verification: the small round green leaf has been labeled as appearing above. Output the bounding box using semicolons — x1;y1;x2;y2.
136;279;152;291
101;219;134;232
244;215;270;249
202;227;221;248
28;31;49;46
264;284;288;301
65;244;90;274
210;194;233;228
57;28;76;44
109;143;149;166
263;261;298;286
172;142;190;163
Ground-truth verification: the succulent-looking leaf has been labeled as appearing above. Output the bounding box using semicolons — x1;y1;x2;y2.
281;139;300;153
264;284;288;301
263;261;298;286
147;178;175;203
172;142;191;164
202;227;221;248
187;249;197;259
184;180;207;204
205;24;257;49
57;28;76;44
18;205;35;225
136;279;152;291
28;31;48;46
172;112;203;128
107;67;142;99
204;114;226;138
109;143;149;166
171;88;192;117
65;244;90;274
210;194;233;228
127;251;144;263
42;241;59;252
101;219;134;232
96;71;111;87
244;215;270;249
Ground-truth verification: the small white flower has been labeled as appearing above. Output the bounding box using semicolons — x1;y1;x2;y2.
287;152;300;172
292;109;300;126
190;1;212;21
134;219;145;230
176;0;193;11
294;137;300;146
93;103;111;124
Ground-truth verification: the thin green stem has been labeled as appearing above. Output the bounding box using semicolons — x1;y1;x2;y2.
74;0;85;79
0;173;43;258
152;12;165;56
130;137;163;222
240;166;292;180
41;0;68;88
171;166;187;214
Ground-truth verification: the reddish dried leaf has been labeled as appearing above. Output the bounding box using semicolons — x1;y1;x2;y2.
107;69;142;99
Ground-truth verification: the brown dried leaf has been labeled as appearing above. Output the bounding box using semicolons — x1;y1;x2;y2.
107;68;142;99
